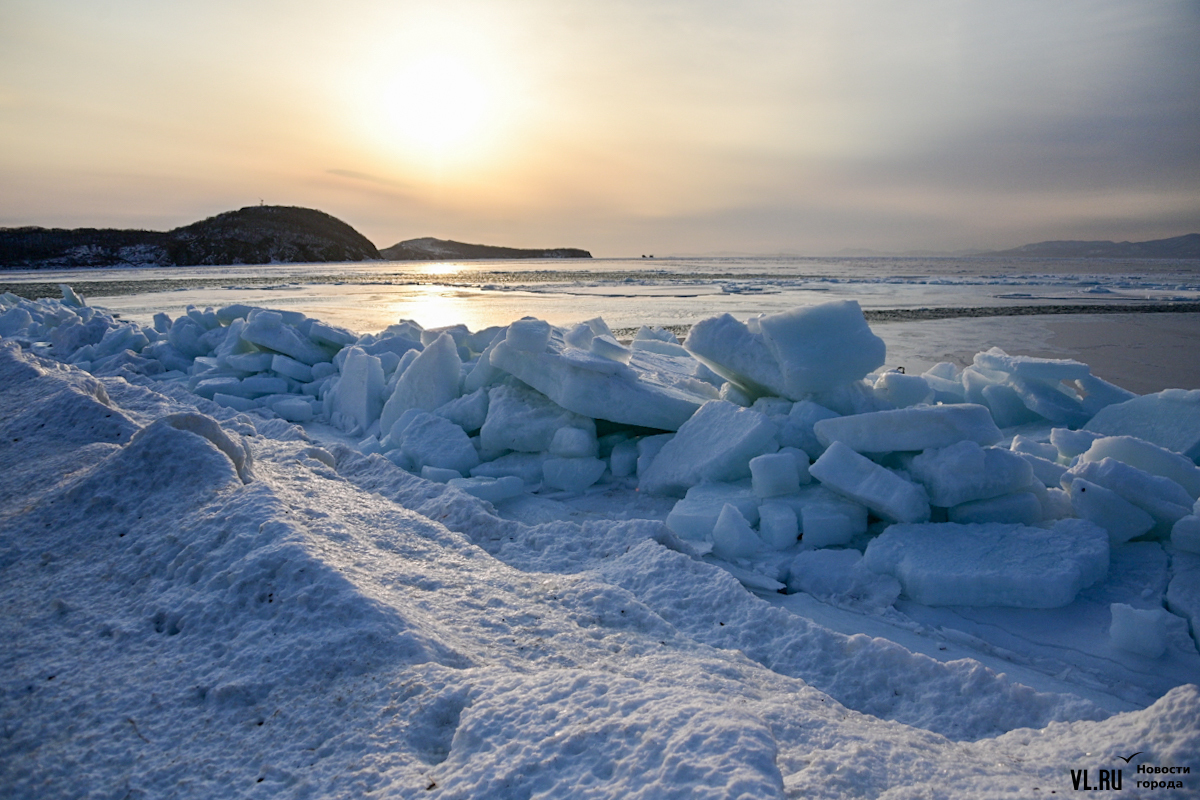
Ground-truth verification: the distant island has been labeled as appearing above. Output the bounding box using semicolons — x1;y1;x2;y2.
981;233;1200;259
379;237;591;261
0;205;591;269
0;206;380;268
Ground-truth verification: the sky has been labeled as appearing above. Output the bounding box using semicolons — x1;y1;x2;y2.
1;0;1198;256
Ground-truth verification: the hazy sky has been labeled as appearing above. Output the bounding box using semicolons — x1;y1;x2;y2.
2;0;1198;255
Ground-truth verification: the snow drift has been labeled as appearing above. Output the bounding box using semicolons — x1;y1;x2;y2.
3;288;1200;798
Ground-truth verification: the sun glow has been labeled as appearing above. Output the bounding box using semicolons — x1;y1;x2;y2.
383;53;495;160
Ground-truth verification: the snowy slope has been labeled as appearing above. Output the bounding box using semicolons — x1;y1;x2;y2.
4;286;1200;797
3;341;1199;798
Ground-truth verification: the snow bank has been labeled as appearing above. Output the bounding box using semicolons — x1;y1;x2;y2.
4;289;1200;797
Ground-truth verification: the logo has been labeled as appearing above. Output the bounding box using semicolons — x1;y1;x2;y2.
1070;768;1123;791
1067;754;1190;793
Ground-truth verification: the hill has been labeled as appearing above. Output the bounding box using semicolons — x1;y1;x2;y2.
983;233;1200;259
0;206;381;269
380;237;591;261
165;206;380;265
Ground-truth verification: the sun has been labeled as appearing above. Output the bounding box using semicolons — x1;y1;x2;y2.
386;54;493;157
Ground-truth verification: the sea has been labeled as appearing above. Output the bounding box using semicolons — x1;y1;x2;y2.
4;255;1199;386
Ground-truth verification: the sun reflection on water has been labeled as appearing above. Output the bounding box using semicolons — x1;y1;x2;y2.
374;285;533;332
413;262;469;278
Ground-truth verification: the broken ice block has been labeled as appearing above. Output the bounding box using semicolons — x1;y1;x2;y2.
758;502;799;549
327;346;385;436
1050;427;1105;460
589;334;631;363
711;503;762;560
224;351;274;373
775;400;840;457
1075;374;1137;416
448;475;525;503
947;492;1042;525
757;300;886;396
1067;478;1155;544
1085;389;1200;462
683;313;786;397
1018;452;1069;488
778;446;812;484
549;426;599;458
271;397;314;423
480;383;595;454
909;441;1034;507
636;433;674;477
1064;457;1193;534
240;310;331;365
490;321;714;430
270;354;314;383
609;439;639;478
800;505;858;548
307;320;357;349
1109;603;1169;658
863;519;1109;608
873;371;932;408
981;382;1042;427
542;457;607;492
240;375;288;397
390;411;480;475
1005;374;1089;428
814;404;1002;454
1010;435;1058;462
638;400;779;497
470;452;549;485
211;392;256;412
664;482;760;541
379;333;462;435
505;318;552;352
434;388;489;434
420;465;463;483
787;549;901;611
972;347;1091;382
809;441;930;523
1079;436;1200;498
750;452;800;498
1172;515;1200;554
719;381;752;407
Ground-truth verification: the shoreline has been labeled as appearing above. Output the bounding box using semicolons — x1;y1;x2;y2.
4;278;1195;393
610;301;1200;339
862;301;1200;321
870;313;1200;395
618;308;1200;396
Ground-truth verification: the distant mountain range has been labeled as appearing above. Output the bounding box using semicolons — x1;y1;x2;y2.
379;237;590;261
4;205;1192;267
981;233;1200;259
829;234;1200;259
0;206;591;269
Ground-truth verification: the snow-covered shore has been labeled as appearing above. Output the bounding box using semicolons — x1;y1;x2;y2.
2;287;1199;798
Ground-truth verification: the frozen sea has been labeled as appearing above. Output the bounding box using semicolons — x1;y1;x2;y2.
3;257;1200;798
5;254;1200;393
6;255;1200;331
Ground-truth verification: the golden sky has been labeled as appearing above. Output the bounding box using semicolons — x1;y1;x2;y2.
1;0;1198;255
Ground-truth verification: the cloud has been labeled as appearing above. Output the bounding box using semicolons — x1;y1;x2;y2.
2;0;1198;253
326;169;416;194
